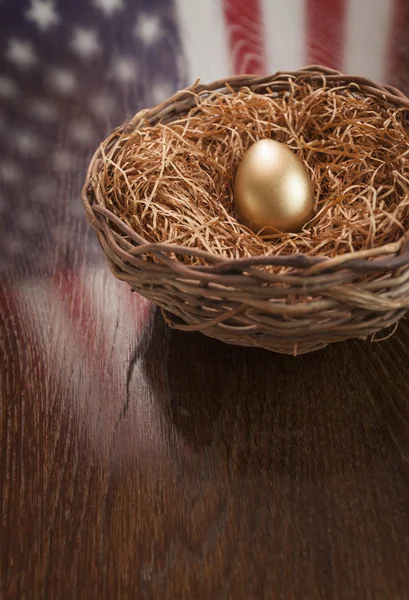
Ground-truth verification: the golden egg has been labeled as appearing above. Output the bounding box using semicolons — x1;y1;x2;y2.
234;139;314;234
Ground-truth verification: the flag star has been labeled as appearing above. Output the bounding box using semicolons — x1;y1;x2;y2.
29;99;58;122
152;82;174;105
133;14;161;44
34;178;56;202
25;0;60;32
91;93;116;117
112;57;138;84
14;131;40;154
54;150;75;171
71;28;100;59
47;68;76;95
0;75;19;99
17;211;38;232
69;120;96;145
6;38;38;68
0;161;22;183
92;0;124;17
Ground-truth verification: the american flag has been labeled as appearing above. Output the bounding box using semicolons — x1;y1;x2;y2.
0;0;407;276
0;0;408;456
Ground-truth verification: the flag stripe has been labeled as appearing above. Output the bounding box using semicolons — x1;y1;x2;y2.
386;0;406;87
16;270;152;455
343;0;394;82
261;0;306;73
307;0;346;70
174;0;232;84
223;0;266;75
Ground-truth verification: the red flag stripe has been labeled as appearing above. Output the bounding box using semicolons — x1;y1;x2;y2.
306;0;346;71
223;0;266;75
52;269;151;395
49;269;152;457
386;0;407;86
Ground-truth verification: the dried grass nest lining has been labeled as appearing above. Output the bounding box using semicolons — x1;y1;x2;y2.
100;79;409;266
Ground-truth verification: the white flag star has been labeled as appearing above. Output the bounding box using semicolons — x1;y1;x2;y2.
47;68;76;95
0;161;22;183
17;211;38;232
133;14;162;44
6;38;38;69
69;120;96;145
14;131;40;154
91;93;116;117
112;57;138;84
71;28;100;59
53;150;75;172
0;76;19;99
25;0;60;32
92;0;124;17
152;82;174;105
33;178;57;202
29;99;58;122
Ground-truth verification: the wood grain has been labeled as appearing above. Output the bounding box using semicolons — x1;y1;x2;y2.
2;277;409;599
2;2;409;598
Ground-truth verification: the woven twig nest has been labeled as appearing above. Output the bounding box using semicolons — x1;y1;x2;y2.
82;66;409;355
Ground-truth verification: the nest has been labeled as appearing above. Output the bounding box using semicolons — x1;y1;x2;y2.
82;66;409;355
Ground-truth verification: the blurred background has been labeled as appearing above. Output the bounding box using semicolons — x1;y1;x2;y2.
0;0;408;280
3;5;409;596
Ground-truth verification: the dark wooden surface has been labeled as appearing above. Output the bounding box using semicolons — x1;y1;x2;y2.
2;2;409;598
2;275;409;599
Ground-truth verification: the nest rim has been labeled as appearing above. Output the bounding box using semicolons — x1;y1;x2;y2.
81;65;409;355
82;64;409;276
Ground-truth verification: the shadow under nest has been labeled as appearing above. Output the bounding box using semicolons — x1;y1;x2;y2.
127;307;401;481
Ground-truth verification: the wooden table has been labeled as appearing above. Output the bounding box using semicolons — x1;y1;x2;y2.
2;1;409;598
